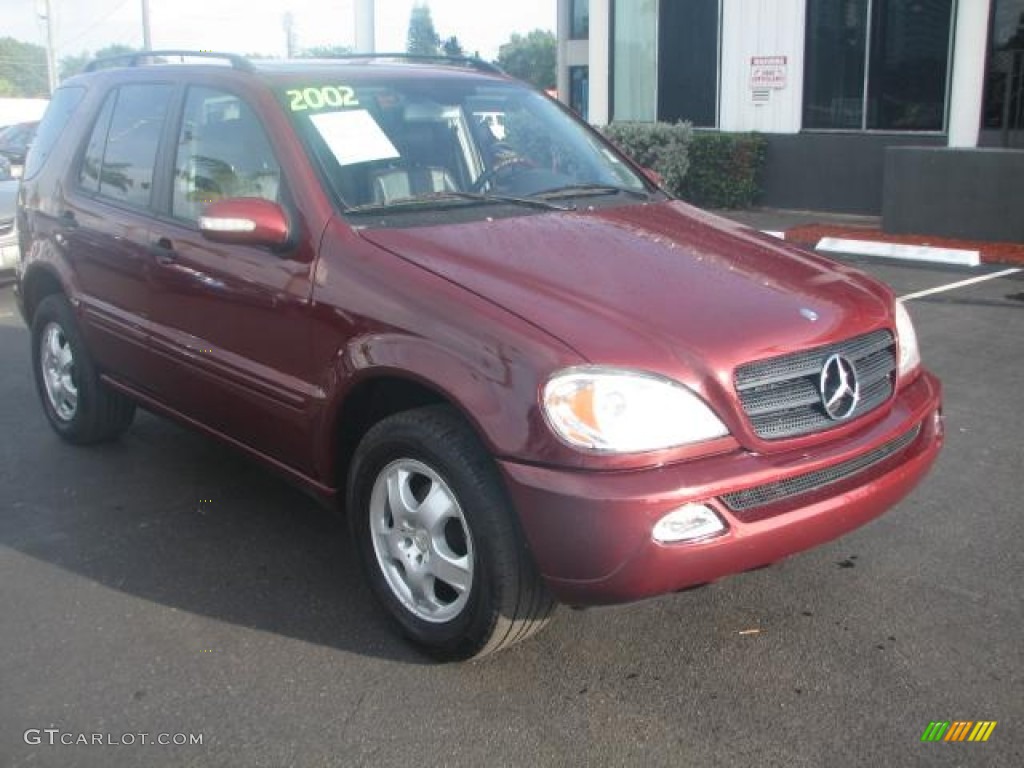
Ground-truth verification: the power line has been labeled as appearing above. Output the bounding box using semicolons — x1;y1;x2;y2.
60;0;135;52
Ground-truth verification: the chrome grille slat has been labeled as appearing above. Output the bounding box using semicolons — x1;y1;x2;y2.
721;425;921;512
735;330;897;440
856;349;894;385
748;378;892;439
742;379;820;416
736;331;894;390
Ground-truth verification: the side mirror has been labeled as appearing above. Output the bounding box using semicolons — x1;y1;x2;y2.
199;198;291;250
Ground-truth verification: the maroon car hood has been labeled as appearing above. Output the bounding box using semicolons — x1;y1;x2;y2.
359;201;892;387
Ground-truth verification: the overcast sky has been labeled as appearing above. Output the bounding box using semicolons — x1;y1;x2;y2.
1;0;555;62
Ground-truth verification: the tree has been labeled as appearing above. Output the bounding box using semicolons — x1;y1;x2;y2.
299;45;353;58
0;37;48;97
442;36;464;58
406;3;440;56
60;44;138;79
497;30;556;90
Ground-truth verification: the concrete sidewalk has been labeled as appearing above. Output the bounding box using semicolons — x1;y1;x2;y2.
713;207;880;234
712;207;1024;268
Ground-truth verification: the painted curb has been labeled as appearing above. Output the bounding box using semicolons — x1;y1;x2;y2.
815;237;981;267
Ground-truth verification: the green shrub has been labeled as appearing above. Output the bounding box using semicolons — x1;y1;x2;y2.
601;121;692;197
601;124;768;209
679;132;768;209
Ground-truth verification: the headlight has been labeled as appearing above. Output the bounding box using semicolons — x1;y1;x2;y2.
894;301;921;379
542;367;729;453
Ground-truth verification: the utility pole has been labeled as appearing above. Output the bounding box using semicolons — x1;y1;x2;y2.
283;12;296;57
43;0;58;93
141;0;153;50
354;0;375;54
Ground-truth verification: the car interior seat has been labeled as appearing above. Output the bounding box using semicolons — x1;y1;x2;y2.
178;116;281;218
367;121;457;204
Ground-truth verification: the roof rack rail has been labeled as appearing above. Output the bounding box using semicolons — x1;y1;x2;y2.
305;53;505;76
84;50;254;73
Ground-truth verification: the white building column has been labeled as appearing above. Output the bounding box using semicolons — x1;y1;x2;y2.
947;0;992;147
588;0;611;125
354;0;375;54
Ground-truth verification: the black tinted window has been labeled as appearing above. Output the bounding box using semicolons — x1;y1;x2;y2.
89;84;173;207
804;0;954;130
79;93;116;194
23;86;86;180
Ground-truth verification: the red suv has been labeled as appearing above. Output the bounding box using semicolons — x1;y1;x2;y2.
15;52;942;660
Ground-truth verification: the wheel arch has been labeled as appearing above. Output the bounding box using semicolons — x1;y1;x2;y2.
20;264;68;326
330;373;489;501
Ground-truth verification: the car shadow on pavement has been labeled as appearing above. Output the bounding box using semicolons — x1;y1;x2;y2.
0;322;434;666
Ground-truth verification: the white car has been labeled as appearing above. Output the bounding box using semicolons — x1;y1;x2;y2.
0;169;18;275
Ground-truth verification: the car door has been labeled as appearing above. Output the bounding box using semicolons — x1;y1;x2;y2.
62;82;176;387
145;84;321;473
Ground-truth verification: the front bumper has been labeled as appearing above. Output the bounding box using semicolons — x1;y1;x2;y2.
501;370;943;605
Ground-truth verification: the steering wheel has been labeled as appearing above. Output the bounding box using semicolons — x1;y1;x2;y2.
470;144;534;192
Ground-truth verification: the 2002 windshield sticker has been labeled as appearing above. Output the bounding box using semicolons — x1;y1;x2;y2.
287;86;359;112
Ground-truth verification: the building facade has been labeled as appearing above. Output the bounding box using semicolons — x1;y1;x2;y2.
557;0;1024;217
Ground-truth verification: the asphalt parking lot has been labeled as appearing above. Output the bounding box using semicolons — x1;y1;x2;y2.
1;259;1022;767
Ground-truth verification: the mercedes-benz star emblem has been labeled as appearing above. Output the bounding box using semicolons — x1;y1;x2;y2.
819;354;860;421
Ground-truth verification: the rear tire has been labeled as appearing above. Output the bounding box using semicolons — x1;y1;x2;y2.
348;405;555;660
31;294;135;444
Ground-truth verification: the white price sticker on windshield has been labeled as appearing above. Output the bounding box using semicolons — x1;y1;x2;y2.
310;110;400;167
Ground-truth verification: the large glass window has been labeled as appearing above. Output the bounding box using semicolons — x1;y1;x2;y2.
78;84;174;207
804;0;954;131
570;0;589;40
658;0;719;127
569;66;589;120
983;0;1024;139
282;78;649;213
612;0;658;122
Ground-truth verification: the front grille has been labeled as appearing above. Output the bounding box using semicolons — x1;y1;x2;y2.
721;424;921;513
735;330;897;439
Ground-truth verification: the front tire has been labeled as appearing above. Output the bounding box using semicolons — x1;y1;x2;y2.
348;405;555;660
31;294;135;444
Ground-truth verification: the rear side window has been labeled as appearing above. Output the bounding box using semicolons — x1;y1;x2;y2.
79;94;116;194
78;84;174;208
23;86;86;180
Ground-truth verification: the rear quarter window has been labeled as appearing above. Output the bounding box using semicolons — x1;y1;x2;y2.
22;86;87;180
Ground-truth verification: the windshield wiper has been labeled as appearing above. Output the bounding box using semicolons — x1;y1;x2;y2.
345;191;572;215
532;184;651;201
446;191;574;211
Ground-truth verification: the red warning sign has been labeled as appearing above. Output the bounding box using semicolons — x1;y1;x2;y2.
750;56;787;90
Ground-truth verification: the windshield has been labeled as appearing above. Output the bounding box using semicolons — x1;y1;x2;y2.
279;76;651;214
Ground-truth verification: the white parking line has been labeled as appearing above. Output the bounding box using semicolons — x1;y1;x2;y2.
0;312;14;319
898;268;1023;302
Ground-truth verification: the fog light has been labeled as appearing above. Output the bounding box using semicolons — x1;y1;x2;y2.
653;504;725;544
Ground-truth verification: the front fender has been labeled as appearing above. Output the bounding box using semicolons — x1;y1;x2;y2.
339;332;531;454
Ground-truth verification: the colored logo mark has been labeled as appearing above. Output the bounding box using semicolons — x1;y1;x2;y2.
921;721;997;742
